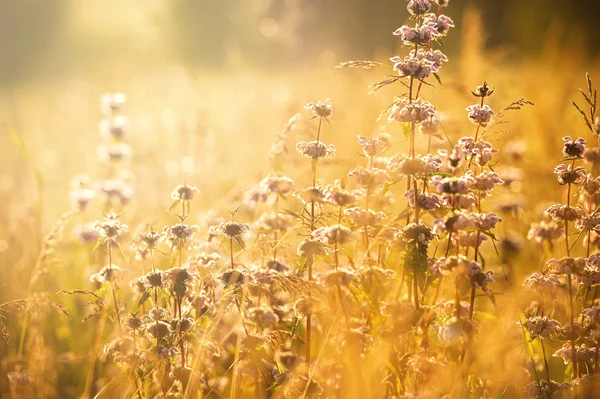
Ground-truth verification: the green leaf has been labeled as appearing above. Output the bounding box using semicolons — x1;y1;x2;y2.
137;291;151;308
297;254;309;276
400;122;412;142
433;73;442;86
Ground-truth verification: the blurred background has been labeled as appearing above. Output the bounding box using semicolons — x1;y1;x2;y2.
0;0;598;85
0;0;600;299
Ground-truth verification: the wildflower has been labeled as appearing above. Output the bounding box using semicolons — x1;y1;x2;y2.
545;204;585;222
256;212;293;232
93;212;128;241
527;220;563;244
143;271;164;289
423;13;455;36
215;221;250;243
348;166;391;186
147;321;171;340
524;316;561;339
163;223;199;248
244;184;271;208
472;212;502;231
546;257;586;275
584;148;600;164
419;49;449;70
407;0;431;15
419;116;442;138
123;313;144;331
388;98;435;124
97;179;133;206
221;269;249;287
432;212;476;235
296;141;336;159
456;231;487;247
470;171;504;193
323;180;358;208
471;81;495;98
319;268;355;288
135;231;162;250
396;223;434;248
246;305;279;329
70;186;96;210
73;223;100;243
97;142;133;163
523;273;561;293
524;380;570;399
99;115;128;140
312;224;353;245
562;136;586;159
357;134;390;157
171;184;200;202
344;207;387;226
304;98;333;119
553;343;597;365
260;173;296;195
430;175;475;195
389;154;441;177
90;265;123;284
101;92;126;115
294;187;325;204
466;104;494;126
393;23;439;46
390;54;436;80
405;189;440;210
438;145;464;170
441;193;477;210
554;164;586;185
458;137;498;166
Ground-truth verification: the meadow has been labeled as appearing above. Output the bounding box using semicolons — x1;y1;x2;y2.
1;1;600;398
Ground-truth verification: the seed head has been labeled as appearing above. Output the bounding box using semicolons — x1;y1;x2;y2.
304;98;333;119
171;184;200;201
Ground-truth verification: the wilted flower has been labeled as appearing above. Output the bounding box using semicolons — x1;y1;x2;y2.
562;136;586;159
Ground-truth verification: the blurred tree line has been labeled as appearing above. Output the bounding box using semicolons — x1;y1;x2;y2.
0;0;598;85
